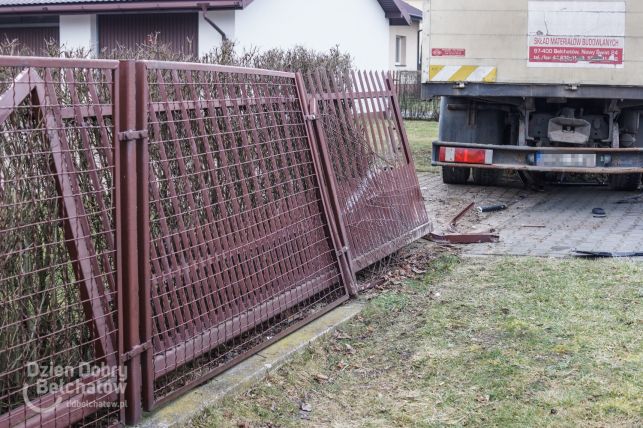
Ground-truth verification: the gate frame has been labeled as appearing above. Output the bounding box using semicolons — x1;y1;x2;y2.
129;61;356;415
0;55;125;428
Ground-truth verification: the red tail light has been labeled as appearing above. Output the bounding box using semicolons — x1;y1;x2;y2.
438;147;493;165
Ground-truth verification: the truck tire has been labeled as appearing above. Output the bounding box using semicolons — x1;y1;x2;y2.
472;168;500;186
442;166;470;184
608;173;642;191
439;96;505;186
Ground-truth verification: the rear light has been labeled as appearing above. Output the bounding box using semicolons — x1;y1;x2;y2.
438;146;493;165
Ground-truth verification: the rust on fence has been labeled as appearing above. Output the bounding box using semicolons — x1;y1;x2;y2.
0;56;123;427
306;69;432;274
137;61;353;408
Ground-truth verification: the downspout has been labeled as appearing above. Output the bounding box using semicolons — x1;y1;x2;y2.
200;3;228;41
416;28;422;71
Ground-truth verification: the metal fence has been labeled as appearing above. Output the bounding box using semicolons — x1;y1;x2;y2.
392;70;439;121
0;57;122;427
307;69;431;272
138;61;353;408
0;56;430;427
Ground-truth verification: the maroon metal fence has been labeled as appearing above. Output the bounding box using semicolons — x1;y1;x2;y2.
0;56;429;427
306;69;431;273
0;57;123;427
135;61;354;409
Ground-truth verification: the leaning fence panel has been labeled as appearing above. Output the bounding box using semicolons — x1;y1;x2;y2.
139;61;352;407
0;57;123;427
307;69;432;274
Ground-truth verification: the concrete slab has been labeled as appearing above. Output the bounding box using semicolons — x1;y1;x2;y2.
137;302;364;428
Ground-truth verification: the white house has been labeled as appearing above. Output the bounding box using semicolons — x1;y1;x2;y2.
0;0;422;70
389;0;422;70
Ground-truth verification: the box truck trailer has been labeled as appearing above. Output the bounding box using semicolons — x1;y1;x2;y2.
422;0;643;189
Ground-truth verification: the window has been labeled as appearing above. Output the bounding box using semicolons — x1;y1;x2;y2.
395;35;407;66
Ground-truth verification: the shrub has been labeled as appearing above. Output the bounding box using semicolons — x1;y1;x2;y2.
0;35;353;74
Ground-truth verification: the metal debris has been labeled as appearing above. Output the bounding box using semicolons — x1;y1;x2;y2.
573;250;643;258
450;202;475;228
427;232;500;244
477;204;507;213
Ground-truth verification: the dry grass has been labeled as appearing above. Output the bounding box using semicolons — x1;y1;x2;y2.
193;255;642;427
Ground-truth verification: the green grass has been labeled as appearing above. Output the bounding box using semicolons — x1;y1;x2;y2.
405;120;439;173
193;256;642;427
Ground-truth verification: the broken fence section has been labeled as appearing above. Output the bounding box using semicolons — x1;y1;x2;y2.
0;56;430;427
306;69;432;275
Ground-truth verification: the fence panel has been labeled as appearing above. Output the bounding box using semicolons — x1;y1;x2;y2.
138;61;353;407
0;59;432;426
392;70;440;120
0;57;123;427
307;69;432;273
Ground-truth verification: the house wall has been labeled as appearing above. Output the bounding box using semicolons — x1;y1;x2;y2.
389;21;420;70
98;12;198;57
59;14;97;54
0;26;59;55
231;0;390;70
198;10;235;57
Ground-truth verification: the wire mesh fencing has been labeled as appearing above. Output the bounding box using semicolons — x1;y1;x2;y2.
306;69;432;275
0;57;430;427
138;61;353;407
0;57;123;427
392;70;440;120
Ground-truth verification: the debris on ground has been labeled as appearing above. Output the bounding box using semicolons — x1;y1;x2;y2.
614;194;643;204
449;202;475;229
428;232;500;244
477;204;507;213
592;207;606;218
428;202;501;245
356;240;454;292
573;250;643;258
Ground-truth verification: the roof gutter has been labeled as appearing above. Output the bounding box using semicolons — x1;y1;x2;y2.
0;1;247;15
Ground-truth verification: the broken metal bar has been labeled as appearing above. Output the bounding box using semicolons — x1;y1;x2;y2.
426;232;500;244
450;202;475;228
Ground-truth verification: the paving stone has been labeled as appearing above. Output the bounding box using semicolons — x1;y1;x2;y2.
419;172;643;258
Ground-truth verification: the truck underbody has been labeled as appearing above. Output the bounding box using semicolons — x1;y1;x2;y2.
425;83;643;190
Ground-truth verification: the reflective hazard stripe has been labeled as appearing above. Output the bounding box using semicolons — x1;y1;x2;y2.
429;65;497;82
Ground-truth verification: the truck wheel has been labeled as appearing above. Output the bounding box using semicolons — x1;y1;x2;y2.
608;173;642;191
442;166;470;184
472;168;500;186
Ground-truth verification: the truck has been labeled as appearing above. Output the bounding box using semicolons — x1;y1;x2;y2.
422;0;643;190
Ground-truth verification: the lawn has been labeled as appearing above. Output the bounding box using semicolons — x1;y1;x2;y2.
194;255;643;427
405;120;439;173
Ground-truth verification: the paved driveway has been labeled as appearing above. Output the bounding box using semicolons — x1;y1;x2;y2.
419;172;643;257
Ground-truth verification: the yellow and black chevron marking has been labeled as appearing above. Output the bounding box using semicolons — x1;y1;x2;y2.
429;65;497;82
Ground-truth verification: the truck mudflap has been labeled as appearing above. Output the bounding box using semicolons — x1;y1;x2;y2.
432;141;643;174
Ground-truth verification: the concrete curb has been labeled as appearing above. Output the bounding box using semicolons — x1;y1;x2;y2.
137;302;364;428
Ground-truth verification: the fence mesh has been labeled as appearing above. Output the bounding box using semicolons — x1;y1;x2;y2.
0;58;429;426
0;58;122;427
142;63;350;404
392;70;439;120
307;69;431;273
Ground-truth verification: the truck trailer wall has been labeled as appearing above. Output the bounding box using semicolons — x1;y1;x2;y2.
422;0;643;86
